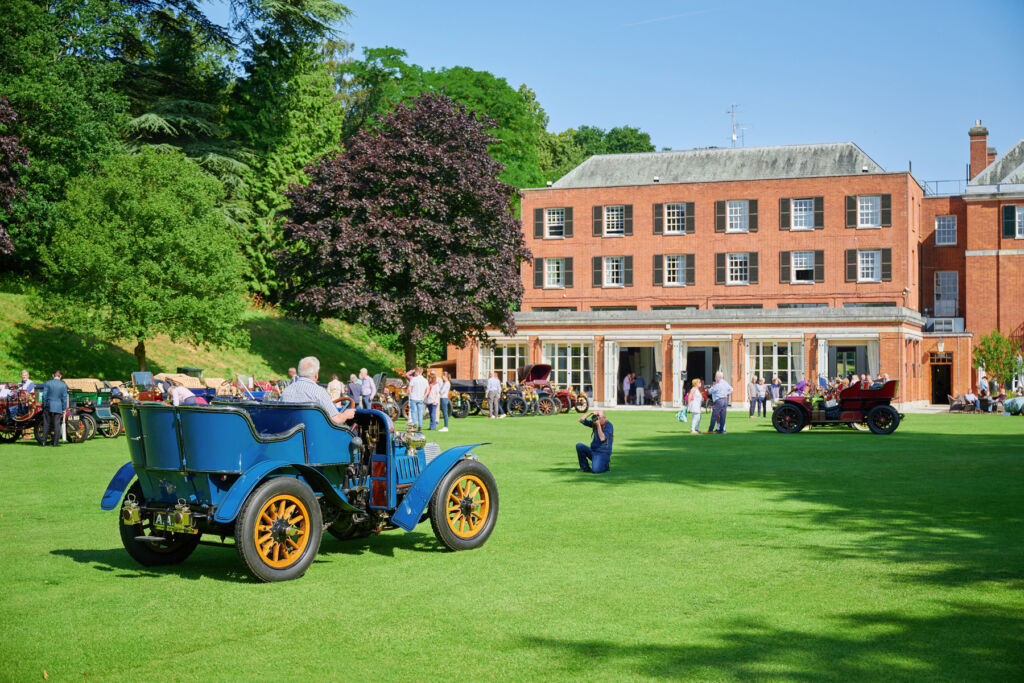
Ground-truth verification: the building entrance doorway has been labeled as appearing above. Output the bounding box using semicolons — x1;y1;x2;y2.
685;347;720;389
931;363;951;404
618;346;657;404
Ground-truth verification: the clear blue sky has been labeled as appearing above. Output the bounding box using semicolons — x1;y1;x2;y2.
219;0;1024;183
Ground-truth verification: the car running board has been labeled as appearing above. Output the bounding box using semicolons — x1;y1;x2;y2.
134;536;166;542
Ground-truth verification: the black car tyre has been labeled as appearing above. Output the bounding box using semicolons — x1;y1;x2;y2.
0;428;21;443
100;414;123;438
119;482;201;566
772;403;805;434
574;395;590;413
451;397;470;419
65;415;90;443
79;413;98;440
866;405;900;435
236;476;323;582
468;396;482;416
537;397;557;416
506;396;527;417
429;459;498;551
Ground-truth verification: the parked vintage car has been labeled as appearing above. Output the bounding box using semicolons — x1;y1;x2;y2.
771;380;903;434
101;402;498;582
0;389;42;443
515;364;589;414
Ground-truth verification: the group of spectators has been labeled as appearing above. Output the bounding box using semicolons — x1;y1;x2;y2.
403;368;452;432
324;368;377;410
961;374;1009;413
620;373;661;405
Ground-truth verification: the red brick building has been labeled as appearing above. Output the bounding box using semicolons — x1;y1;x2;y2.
444;125;1024;408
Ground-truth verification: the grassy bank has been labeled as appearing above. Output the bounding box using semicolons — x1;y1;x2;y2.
0;291;402;382
1;411;1021;680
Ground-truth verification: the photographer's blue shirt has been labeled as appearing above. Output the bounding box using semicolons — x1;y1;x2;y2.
583;418;614;454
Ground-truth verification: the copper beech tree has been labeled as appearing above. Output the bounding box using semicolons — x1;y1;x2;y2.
281;92;531;369
0;96;29;254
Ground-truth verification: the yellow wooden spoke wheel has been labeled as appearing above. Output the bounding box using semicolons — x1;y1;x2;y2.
430;460;498;551
445;474;490;539
253;494;311;568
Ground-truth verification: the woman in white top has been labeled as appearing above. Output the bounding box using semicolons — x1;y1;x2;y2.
686;379;704;434
438;371;452;432
425;371;441;430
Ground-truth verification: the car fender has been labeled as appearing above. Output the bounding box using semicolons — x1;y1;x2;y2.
212;460;360;523
100;462;136;510
391;444;487;532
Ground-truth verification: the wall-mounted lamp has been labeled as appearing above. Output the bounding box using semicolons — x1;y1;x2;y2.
937;337;945;353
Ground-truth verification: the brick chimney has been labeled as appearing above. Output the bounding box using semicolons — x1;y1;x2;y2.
969;120;989;179
987;146;997;166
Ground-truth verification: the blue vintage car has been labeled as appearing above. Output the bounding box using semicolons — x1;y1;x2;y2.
101;402;497;581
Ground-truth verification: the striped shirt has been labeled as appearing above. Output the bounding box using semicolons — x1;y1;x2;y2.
280;377;338;416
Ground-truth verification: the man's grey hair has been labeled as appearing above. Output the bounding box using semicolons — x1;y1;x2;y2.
715;371;724;380
297;356;320;379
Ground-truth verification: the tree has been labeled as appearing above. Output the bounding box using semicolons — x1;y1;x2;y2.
281;92;530;368
541;124;657;182
37;149;249;371
972;330;1024;388
0;96;29;254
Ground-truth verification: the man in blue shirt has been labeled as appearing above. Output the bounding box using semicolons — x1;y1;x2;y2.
707;371;733;434
576;410;614;473
281;356;355;425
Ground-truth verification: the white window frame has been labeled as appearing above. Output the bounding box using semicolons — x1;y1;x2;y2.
858;249;881;283
726;200;749;233
1016;206;1024;239
727;252;749;285
791;251;815;284
542;343;594;395
664;203;686;234
485;343;527;384
747;341;804;395
603;256;624;287
792;198;814;231
934;271;958;317
664;254;685;287
935;215;956;246
544;208;565;239
603;205;624;236
858;195;881;228
544;258;565;289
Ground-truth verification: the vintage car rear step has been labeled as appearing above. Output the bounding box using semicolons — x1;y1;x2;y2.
134;535;167;542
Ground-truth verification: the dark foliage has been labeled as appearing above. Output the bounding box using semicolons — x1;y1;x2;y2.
0;96;29;254
281;92;530;367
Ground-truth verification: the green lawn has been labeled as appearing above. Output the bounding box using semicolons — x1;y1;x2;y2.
2;411;1022;681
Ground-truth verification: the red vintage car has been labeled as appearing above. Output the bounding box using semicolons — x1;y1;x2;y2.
517;364;589;414
772;380;903;434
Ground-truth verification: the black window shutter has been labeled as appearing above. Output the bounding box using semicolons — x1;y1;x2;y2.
814;197;824;229
684;254;695;285
749;251;759;284
533;209;544;239
845;249;857;282
881;248;892;281
592;256;602;287
653;254;663;286
846;196;857;228
779;198;791;230
624;256;633;286
881;194;892;227
564;207;573;237
1004;205;1017;238
748;199;758;232
813;250;825;282
623;205;633;235
715;201;726;232
779;251;790;283
533;257;544;288
685;202;695;233
715;253;726;284
653;204;663;235
593;206;602;236
564;258;573;287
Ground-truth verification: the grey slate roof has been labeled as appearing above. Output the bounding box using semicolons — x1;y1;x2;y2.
969;139;1024;186
549;142;886;189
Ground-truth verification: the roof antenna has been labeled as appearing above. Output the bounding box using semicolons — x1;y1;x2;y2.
727;104;740;147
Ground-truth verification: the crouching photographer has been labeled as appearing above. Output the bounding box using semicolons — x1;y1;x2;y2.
576;410;614;473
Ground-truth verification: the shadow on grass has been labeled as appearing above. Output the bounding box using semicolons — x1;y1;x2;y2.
552;427;1024;589
317;531;446;558
51;547;253;584
10;322;162;380
242;316;391;377
517;603;1024;680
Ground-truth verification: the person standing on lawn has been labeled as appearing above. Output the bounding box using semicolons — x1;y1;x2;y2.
438;371;452;432
327;373;343;402
346;373;361;404
747;374;759;417
425;371;440;430
486;372;502;419
686;379;704;434
707;371;732;434
359;368;376;410
40;370;69;447
406;368;428;429
576;410;614;473
755;377;768;417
